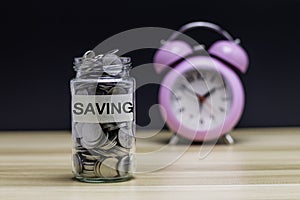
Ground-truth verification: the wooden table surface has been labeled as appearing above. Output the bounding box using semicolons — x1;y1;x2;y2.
1;128;300;200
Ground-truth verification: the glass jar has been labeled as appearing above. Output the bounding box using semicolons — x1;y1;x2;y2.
70;50;135;183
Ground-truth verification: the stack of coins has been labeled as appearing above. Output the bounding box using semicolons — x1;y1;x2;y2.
72;120;135;179
72;82;134;180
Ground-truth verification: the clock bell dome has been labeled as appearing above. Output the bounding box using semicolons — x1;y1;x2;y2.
208;40;249;73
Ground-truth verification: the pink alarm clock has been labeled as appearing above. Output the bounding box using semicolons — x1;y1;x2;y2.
154;22;249;143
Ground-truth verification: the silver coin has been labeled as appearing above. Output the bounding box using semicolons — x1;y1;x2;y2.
117;122;128;128
102;132;118;150
101;123;116;130
74;146;87;153
82;123;103;142
83;164;95;171
106;125;119;132
81;123;106;149
104;122;128;132
102;54;123;76
76;89;89;95
75;123;84;138
81;153;100;161
96;131;109;147
82;169;95;174
102;53;122;66
75;82;95;90
97;84;112;92
72;154;83;174
117;155;131;176
93;156;107;177
101;140;117;150
108;148;129;157
80;138;100;149
94;160;102;177
110;145;130;155
81;172;96;178
118;127;134;149
99;157;119;178
82;161;95;165
91;148;115;158
72;123;79;140
108;86;127;95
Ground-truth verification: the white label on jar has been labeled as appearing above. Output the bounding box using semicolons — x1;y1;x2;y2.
72;95;133;123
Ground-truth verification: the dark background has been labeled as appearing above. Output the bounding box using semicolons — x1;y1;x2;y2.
0;0;299;130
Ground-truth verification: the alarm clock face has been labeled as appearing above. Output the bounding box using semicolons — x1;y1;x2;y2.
159;57;245;141
170;69;231;131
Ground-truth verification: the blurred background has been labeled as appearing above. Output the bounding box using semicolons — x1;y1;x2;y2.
0;0;299;130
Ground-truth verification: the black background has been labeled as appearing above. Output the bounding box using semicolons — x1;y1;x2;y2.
0;0;299;130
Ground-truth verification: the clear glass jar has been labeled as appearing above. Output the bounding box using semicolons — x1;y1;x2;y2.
70;50;135;183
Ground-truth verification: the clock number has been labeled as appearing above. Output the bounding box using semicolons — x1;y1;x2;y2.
178;107;185;113
200;119;204;125
219;107;225;113
196;72;203;80
186;74;194;83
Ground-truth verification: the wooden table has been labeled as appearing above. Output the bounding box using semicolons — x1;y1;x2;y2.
1;128;300;199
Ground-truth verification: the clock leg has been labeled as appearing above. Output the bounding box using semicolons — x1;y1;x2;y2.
169;134;192;145
221;133;235;145
169;134;181;145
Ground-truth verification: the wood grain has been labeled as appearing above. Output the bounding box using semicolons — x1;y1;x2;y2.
1;128;300;199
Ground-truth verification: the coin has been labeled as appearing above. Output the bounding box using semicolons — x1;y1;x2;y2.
94;160;102;177
82;123;103;142
102;53;122;66
117;122;128;128
102;54;123;76
96;83;111;95
99;157;119;178
83;164;95;171
101;123;118;132
101;140;117;150
75;123;84;138
80;138;99;149
74;145;87;153
117;155;132;176
72;154;83;174
81;153;100;161
80;123;107;149
91;148;115;157
82;169;95;174
72;123;80;140
118;127;134;149
81;171;96;178
108;86;127;95
102;122;128;132
76;89;89;95
110;145;130;154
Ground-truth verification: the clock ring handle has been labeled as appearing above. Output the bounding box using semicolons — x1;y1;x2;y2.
167;21;234;42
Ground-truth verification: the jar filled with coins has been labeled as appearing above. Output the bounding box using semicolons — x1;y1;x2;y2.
70;50;135;182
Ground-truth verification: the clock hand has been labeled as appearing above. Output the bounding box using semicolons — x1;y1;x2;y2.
181;85;219;114
181;84;208;104
181;84;197;96
203;87;216;99
199;101;203;113
203;100;218;114
180;85;204;112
